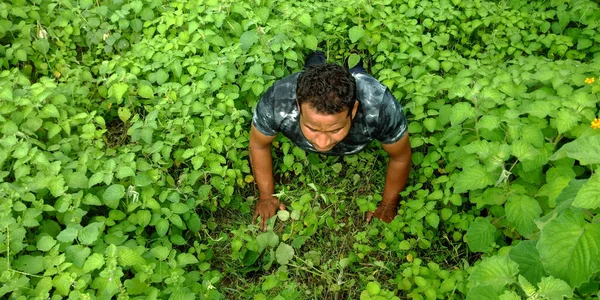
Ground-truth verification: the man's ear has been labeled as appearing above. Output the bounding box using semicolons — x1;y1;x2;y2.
351;100;359;119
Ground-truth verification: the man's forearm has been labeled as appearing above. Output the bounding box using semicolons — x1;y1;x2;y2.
249;145;275;198
381;156;411;204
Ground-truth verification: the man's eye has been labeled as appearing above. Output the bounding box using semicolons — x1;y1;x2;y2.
332;129;341;133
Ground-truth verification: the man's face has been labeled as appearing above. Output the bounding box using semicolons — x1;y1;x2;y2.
298;101;358;152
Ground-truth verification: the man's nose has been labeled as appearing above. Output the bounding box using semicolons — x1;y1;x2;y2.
314;134;330;148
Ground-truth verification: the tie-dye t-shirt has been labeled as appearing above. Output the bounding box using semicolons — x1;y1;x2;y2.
252;72;408;156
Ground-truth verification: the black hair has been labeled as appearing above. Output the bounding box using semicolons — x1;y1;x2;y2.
296;63;356;115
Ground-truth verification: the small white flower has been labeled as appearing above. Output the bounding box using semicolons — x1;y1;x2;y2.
38;28;48;39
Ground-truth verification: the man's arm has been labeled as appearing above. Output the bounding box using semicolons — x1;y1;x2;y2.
249;124;285;230
367;133;412;222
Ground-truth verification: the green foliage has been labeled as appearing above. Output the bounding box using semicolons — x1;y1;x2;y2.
0;0;599;298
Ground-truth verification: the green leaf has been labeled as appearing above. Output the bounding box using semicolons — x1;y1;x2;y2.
79;222;103;245
469;256;520;288
14;255;44;274
450;102;475;126
298;13;311;27
275;243;294;265
454;165;494;194
511;140;539;161
150;246;170;261
177;253;199;266
240;30;259;50
155;218;169;237
262;275;279;291
0;86;12;101
537;210;600;288
119;248;145;266
505;195;542;236
48;175;66;197
572;173;600;209
116;166;135;179
83;253;105;273
550;135;600;165
347;53;361;69
304;35;318;50
349;26;365;43
509;240;545;285
518;275;537;297
109;83;128;104
56;226;78;243
257;231;279;252
577;38;593;50
66;172;88;189
277;210;290;221
425;213;440;228
103;184;125;208
37;236;56;251
118;107;132;122
538;276;573;300
138;85;154;99
423;118;437;132
466;218;496;253
555;109;579;134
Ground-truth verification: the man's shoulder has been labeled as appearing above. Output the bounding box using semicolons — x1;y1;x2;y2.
267;72;301;100
353;73;392;108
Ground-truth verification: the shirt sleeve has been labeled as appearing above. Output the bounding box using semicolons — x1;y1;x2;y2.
252;84;279;136
375;90;408;144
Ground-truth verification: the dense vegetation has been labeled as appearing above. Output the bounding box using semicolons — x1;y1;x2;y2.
1;0;600;299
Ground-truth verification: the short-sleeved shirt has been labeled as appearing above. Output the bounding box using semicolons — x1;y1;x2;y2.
252;72;408;156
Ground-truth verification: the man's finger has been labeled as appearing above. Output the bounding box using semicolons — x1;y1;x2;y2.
279;202;286;210
253;211;258;223
261;217;266;231
366;211;373;222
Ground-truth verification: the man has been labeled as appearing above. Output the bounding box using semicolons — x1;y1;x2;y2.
249;51;411;231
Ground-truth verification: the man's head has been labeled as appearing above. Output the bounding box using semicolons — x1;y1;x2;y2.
296;63;358;152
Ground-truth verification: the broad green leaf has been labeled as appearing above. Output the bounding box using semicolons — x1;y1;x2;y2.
469;256;519;288
467;285;500;299
56;226;78;243
150;246;170;261
538;276;573;300
509;240;545;285
466;218;497;253
347;53;361;69
66;245;91;268
577;38;592;50
48;175;66;197
79;222;103;245
423;118;437;132
118;107;132;122
116;166;135;179
511;140;539;161
476;115;500;131
14;255;44;274
537;210;600;288
550;135;600;165
66;172;88;189
277;210;290;221
103;184;125;208
155;218;169;237
138;85;154;99
83;253;105;273
177;253;199;266
37;236;56;251
239;30;259;50
505;195;542;236
572;173;600;209
555;109;579;134
119;248;145;266
276;243;294;265
518;275;537;297
304;35;318;50
450;102;475;126
499;291;521;300
348;26;364;43
262;275;279;291
257;231;279;252
0;86;12;101
109;83;128;104
537;167;577;207
454;165;494;193
537;180;586;229
298;13;311;27
425;213;439;228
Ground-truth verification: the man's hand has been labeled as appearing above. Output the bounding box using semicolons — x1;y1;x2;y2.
366;197;398;223
253;196;286;231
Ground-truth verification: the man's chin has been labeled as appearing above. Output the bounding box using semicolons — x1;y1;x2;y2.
315;147;333;152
